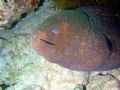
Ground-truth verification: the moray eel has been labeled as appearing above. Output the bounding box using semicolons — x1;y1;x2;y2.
32;6;120;71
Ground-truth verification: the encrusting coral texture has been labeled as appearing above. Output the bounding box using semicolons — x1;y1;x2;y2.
0;0;39;30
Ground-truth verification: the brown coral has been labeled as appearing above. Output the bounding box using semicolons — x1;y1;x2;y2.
48;0;120;10
0;0;39;30
48;0;89;10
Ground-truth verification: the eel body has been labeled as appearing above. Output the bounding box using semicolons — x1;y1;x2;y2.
32;6;120;71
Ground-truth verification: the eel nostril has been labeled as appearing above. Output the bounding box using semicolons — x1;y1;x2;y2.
32;35;38;40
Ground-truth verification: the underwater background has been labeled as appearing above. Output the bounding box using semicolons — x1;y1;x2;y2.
0;0;120;90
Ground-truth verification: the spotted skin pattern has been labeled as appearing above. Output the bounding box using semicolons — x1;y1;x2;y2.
32;6;120;71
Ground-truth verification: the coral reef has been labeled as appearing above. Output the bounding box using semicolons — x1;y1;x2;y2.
0;0;39;30
0;0;119;90
87;73;120;90
48;0;88;10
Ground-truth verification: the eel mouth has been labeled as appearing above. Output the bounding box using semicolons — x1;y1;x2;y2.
32;35;55;45
40;39;55;45
32;31;55;45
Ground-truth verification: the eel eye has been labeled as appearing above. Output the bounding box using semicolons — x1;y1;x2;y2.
40;39;55;45
51;27;60;34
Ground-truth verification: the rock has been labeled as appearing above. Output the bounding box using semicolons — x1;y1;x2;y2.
87;74;120;90
0;1;119;90
0;0;39;30
74;84;86;90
